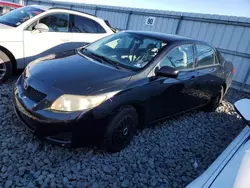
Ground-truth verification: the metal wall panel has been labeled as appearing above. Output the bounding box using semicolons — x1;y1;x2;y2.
6;0;250;90
96;9;129;30
71;5;96;15
233;57;250;83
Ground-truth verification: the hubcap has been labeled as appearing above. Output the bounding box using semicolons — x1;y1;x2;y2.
0;58;6;79
113;115;135;147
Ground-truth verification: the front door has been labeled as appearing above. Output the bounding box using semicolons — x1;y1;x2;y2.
147;44;200;122
23;13;72;65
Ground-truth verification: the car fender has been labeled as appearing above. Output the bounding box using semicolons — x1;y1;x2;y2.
0;41;24;68
0;27;24;68
88;85;149;123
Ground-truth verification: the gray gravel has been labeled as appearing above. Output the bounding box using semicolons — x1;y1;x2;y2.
1;77;250;188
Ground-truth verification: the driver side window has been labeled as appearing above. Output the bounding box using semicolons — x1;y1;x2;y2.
39;13;69;32
159;44;194;70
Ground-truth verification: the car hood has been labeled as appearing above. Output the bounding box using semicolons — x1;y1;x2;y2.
26;50;133;95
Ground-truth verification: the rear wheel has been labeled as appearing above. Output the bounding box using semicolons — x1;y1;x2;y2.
103;106;138;152
0;51;12;84
203;86;223;112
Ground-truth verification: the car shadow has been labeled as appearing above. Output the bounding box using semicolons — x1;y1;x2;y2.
9;42;87;71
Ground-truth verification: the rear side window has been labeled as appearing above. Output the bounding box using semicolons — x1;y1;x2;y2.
70;15;106;34
159;44;195;70
196;44;218;67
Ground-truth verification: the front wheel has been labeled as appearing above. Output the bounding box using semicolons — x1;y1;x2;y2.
203;86;224;112
0;51;12;84
103;106;138;152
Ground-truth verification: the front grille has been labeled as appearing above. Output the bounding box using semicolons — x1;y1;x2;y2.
21;76;47;103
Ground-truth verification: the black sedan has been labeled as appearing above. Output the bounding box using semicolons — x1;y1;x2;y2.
13;31;234;152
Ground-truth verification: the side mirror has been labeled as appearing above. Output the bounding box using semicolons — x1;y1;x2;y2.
234;99;250;124
34;23;49;32
155;66;179;78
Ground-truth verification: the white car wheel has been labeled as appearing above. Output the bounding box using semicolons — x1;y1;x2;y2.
0;51;12;84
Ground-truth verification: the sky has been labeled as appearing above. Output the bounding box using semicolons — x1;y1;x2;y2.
54;0;250;17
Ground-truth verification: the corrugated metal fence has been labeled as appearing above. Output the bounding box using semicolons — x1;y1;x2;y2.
5;0;250;91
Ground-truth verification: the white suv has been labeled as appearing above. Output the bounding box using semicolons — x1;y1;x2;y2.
0;5;114;83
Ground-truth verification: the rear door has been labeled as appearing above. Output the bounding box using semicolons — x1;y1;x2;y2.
193;44;224;105
70;14;110;49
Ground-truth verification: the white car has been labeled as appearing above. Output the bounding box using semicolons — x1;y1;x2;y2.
187;99;250;188
0;5;114;83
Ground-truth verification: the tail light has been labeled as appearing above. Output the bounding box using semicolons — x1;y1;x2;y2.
232;67;236;74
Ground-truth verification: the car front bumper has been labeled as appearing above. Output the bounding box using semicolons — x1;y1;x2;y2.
13;95;74;146
13;78;107;147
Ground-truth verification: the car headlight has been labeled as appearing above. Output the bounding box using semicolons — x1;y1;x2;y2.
51;91;119;112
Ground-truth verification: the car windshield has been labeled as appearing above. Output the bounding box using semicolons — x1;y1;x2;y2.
0;6;44;27
83;32;167;70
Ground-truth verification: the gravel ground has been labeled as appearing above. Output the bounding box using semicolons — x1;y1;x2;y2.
1;77;250;188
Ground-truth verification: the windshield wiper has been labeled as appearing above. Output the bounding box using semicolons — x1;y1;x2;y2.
97;54;122;70
82;49;99;61
84;49;121;70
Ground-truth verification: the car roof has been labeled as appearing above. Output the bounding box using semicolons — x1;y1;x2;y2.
125;30;199;44
26;5;106;23
49;7;95;17
0;0;22;8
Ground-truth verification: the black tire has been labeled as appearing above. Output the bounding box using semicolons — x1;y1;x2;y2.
0;51;12;84
103;106;138;152
203;86;224;112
